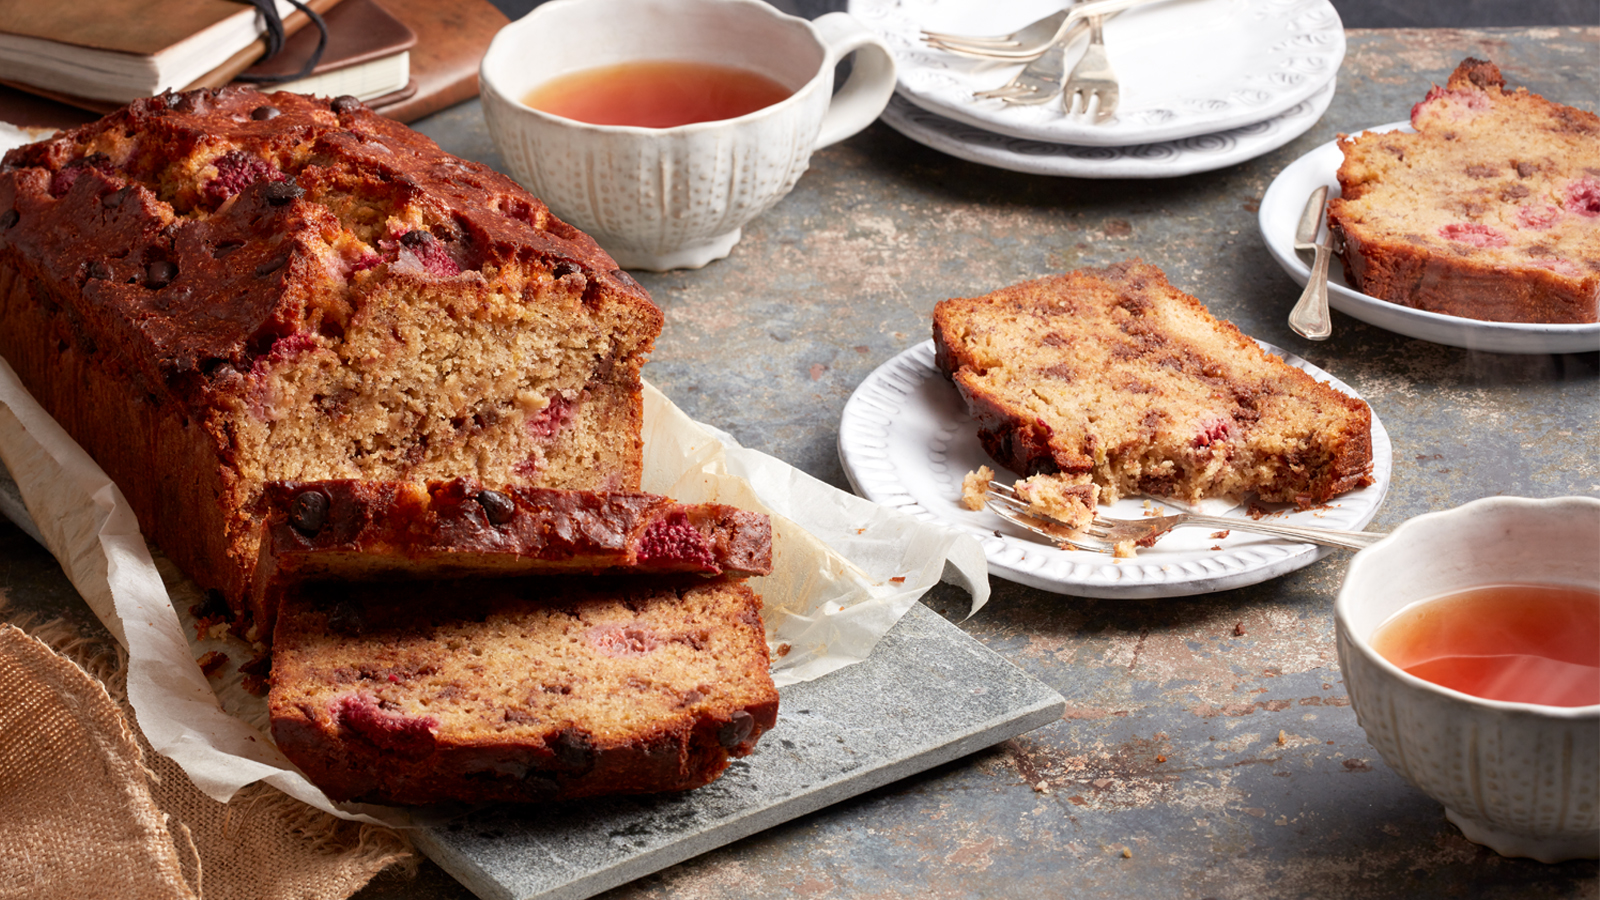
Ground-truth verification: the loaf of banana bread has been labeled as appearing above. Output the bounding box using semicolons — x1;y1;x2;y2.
0;86;663;629
1327;58;1599;324
269;574;779;805
933;261;1373;507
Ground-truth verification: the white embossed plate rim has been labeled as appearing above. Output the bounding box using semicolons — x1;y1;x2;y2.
879;77;1333;179
849;0;1344;148
1259;122;1600;355
838;340;1392;598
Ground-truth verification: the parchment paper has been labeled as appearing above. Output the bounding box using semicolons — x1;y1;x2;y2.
0;355;988;825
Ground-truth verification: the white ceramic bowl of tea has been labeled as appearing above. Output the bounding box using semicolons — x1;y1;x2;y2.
1335;495;1600;862
479;0;896;271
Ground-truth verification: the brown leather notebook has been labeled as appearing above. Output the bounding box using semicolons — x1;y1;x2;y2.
367;0;508;123
0;0;343;103
0;0;504;130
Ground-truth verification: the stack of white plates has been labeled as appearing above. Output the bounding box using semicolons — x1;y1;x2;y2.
850;0;1345;178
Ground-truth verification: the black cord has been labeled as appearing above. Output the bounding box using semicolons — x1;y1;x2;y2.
232;0;329;83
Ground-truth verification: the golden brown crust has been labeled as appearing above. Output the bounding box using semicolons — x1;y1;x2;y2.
268;576;779;805
1326;58;1600;324
933;261;1373;507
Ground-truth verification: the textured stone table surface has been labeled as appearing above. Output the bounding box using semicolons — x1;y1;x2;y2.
1;25;1594;900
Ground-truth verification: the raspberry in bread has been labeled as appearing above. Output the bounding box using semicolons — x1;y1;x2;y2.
933;261;1373;507
268;575;779;805
1327;58;1600;324
0;87;663;626
248;478;774;640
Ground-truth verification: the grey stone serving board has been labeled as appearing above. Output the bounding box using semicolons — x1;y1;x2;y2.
411;600;1066;900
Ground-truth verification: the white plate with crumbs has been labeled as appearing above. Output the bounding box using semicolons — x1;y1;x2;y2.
838;340;1392;598
851;0;1344;148
1260;123;1600;355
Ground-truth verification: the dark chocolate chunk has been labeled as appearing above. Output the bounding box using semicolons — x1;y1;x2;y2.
144;260;177;289
255;255;288;277
86;260;112;280
609;268;638;287
212;240;245;259
476;489;516;525
331;95;363;114
551;261;581;279
251;105;282;121
717;710;755;749
0;208;18;229
551;729;596;772
400;229;435;248
102;187;133;209
263;180;304;206
289;490;331;535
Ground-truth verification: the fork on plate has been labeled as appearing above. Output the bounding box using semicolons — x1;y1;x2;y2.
1061;15;1118;122
923;0;1162;61
922;8;1069;54
972;19;1085;104
984;481;1386;553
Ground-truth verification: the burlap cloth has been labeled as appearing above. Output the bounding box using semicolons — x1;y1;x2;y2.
0;602;414;900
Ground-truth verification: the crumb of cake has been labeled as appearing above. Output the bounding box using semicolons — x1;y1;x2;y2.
1034;781;1050;793
1278;730;1287;746
960;466;996;510
1210;530;1230;539
196;650;229;677
889;576;906;583
1156;755;1167;763
1233;622;1246;636
1210;545;1223;551
1247;502;1271;520
1112;539;1137;559
1013;473;1098;530
1122;848;1133;859
775;643;792;658
240;652;272;696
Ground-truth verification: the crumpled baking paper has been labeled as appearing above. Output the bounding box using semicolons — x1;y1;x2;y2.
0;355;988;825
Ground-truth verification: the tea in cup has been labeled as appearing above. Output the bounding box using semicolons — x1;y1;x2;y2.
479;0;897;271
1335;495;1600;862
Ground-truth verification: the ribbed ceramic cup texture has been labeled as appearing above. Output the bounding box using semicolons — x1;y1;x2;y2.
480;0;895;271
1335;495;1600;863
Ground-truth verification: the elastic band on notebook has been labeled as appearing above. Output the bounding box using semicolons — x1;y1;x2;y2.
232;0;329;84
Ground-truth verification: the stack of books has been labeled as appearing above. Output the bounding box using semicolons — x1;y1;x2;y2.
0;0;417;114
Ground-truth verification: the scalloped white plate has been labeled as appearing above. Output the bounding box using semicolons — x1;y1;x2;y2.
850;0;1344;148
1260;122;1600;354
880;77;1333;178
838;340;1391;598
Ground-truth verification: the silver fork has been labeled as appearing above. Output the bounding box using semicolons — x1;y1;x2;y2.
985;481;1386;552
922;8;1070;54
926;0;1162;60
1062;15;1118;122
974;19;1086;104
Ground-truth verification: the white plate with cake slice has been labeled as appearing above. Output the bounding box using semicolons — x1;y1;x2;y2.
837;340;1391;599
1260;122;1600;355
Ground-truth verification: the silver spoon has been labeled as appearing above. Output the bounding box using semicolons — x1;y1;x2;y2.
1289;185;1334;341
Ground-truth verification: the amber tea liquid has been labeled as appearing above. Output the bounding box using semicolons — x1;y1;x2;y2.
524;60;792;128
1370;583;1600;707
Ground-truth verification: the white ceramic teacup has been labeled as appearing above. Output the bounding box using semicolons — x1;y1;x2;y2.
480;0;896;271
1335;495;1600;862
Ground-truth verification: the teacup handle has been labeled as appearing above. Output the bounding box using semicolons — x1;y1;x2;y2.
810;12;898;151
